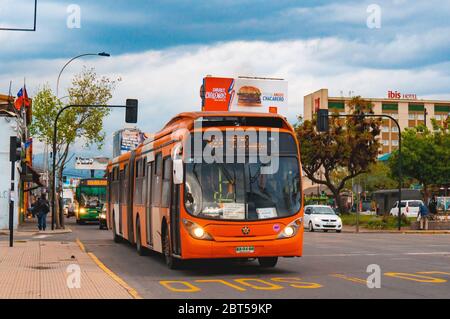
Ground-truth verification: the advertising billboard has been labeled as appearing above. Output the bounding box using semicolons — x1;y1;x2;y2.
75;157;109;170
201;76;288;115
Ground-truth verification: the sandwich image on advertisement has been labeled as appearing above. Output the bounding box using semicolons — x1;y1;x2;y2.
237;85;262;106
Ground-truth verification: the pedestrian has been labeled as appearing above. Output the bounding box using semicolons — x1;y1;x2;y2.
36;194;50;231
418;202;429;230
428;195;438;216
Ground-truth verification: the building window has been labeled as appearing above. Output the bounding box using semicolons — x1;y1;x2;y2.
382;140;389;146
392;140;399;146
382;126;389;132
408;113;416;120
435;115;442;120
391;126;399;133
417;114;424;120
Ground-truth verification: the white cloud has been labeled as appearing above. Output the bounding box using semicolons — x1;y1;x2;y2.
2;37;450;157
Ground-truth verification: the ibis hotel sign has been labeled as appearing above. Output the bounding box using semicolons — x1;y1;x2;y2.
387;90;417;100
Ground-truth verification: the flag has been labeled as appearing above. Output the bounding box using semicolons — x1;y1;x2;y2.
14;86;31;110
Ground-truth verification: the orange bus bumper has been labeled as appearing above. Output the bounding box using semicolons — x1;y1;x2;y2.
180;231;303;259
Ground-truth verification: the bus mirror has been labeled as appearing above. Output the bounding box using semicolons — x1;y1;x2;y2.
173;159;183;184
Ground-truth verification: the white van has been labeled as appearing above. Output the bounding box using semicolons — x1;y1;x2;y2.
62;188;75;217
390;200;424;218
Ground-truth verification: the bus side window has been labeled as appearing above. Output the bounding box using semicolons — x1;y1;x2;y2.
134;159;142;205
161;157;172;208
152;153;162;207
142;158;147;205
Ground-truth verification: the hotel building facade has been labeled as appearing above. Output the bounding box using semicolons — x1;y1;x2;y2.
304;88;450;155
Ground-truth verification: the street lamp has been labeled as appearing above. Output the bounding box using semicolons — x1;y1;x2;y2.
56;52;110;97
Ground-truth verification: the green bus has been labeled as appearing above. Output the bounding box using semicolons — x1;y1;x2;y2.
75;178;107;224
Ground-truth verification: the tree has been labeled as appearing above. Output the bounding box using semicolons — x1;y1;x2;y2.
388;122;450;201
295;96;381;213
30;67;119;228
342;162;400;193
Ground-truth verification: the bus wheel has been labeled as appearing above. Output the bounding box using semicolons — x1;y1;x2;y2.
136;217;146;256
163;228;180;269
258;257;278;268
112;212;122;243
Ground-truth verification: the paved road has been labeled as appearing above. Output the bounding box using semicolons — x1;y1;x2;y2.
5;218;450;298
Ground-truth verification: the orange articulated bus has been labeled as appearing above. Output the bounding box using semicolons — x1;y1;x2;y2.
106;111;304;269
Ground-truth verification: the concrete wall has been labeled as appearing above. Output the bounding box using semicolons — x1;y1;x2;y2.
0;116;19;230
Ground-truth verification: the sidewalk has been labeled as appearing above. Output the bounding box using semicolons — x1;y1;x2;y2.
342;225;450;234
0;240;135;299
0;216;72;236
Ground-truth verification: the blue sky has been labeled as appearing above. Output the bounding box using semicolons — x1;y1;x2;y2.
1;0;450;156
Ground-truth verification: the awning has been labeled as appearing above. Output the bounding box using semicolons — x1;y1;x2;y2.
24;165;44;187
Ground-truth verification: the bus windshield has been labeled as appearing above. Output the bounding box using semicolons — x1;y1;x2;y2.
78;186;106;208
184;157;301;220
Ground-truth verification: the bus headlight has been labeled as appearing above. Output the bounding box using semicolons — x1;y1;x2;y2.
182;219;213;241
99;213;106;219
278;218;302;239
79;208;86;215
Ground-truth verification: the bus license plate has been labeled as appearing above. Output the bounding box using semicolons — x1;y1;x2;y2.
236;246;254;254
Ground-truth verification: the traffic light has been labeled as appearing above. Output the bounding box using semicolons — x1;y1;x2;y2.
125;99;138;123
9;136;22;162
316;109;329;132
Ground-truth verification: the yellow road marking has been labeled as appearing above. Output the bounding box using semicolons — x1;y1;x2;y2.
74;238;142;299
195;279;246;291
87;252;142;299
234;278;283;290
76;238;85;252
160;280;201;292
271;277;322;289
331;274;367;285
417;271;450;276
384;272;447;283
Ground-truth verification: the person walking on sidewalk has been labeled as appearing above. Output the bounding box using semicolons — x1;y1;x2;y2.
418;202;430;230
36;194;50;231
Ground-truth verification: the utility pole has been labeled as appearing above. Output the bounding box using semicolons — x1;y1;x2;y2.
424;107;428;128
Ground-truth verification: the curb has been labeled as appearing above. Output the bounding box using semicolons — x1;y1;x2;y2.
76;238;142;299
342;230;450;234
0;228;72;236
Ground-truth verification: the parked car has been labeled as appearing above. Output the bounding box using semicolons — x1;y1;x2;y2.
304;205;343;233
389;200;424;217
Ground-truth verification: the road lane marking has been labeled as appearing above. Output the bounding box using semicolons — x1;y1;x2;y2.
271;277;322;289
417;271;450;276
331;274;367;285
76;238;142;299
384;272;447;283
76;238;85;252
160;281;201;292
233;278;283;290
88;252;143;299
195;279;246;291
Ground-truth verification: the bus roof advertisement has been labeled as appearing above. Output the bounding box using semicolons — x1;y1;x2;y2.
202;77;235;111
202;76;288;115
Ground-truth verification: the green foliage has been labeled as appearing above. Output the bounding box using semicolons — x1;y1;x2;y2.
295;96;382;212
388;124;450;196
343;162;399;192
340;214;412;229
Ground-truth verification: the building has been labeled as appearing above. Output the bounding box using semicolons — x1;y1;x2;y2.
0;95;21;229
304;88;450;155
302;89;450;193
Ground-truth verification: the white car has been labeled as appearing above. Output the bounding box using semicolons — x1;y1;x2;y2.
304;205;343;233
390;200;424;218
